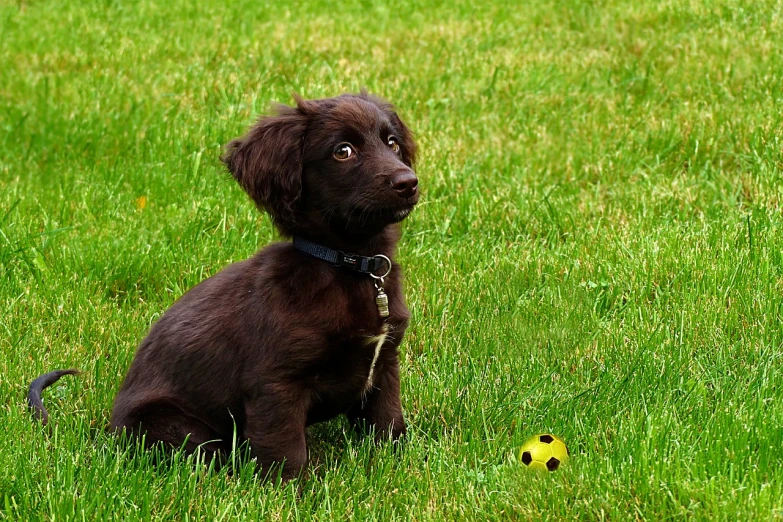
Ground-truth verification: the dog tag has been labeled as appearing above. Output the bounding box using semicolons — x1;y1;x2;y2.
375;288;390;318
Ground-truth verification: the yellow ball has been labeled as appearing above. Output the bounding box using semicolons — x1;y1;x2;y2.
519;434;570;471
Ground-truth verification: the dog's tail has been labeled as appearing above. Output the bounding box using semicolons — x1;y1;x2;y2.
27;369;80;425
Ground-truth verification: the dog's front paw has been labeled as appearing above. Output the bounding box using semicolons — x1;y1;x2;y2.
389;417;407;441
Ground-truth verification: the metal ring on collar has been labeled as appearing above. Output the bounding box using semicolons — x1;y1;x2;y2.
369;255;392;279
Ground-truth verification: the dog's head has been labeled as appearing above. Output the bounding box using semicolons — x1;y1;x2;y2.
223;93;418;237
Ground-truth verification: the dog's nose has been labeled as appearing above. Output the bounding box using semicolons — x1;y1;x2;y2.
391;170;419;199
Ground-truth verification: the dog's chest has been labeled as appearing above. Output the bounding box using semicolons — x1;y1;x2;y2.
361;324;389;390
305;324;392;424
304;275;406;413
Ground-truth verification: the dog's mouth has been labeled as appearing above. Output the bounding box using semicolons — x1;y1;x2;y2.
342;201;416;228
367;206;414;222
388;206;413;222
373;195;419;222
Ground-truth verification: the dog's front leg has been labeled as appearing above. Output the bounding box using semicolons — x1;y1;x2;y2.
347;355;407;441
243;392;308;481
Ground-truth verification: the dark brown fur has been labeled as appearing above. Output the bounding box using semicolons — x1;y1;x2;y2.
27;93;419;481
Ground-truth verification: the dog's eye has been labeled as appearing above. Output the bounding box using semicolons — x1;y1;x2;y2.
333;143;355;160
388;136;401;154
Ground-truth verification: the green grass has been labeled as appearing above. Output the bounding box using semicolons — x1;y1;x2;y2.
2;0;783;519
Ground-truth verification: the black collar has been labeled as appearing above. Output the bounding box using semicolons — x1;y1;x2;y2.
293;236;391;276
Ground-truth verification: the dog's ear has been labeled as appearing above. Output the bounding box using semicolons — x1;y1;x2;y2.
222;102;311;235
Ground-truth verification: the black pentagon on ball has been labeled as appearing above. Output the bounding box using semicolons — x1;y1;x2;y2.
539;434;554;444
546;457;560;471
521;451;533;465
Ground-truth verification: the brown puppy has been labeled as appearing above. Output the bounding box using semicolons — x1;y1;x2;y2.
28;93;419;481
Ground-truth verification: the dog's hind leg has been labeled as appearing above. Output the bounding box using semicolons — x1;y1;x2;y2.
113;401;230;463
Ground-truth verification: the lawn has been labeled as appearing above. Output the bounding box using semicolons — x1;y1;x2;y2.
2;0;783;519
